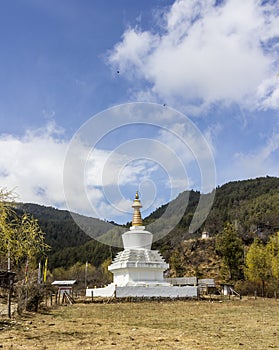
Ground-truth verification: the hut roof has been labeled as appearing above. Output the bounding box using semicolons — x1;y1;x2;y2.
51;280;76;286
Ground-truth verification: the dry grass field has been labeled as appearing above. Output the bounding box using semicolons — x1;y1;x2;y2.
0;298;278;350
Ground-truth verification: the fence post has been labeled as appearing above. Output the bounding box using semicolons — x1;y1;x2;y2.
7;281;12;318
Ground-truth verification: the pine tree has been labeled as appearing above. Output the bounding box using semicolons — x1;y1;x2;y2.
216;222;244;281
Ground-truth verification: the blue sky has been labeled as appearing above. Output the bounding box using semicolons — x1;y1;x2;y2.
0;0;278;224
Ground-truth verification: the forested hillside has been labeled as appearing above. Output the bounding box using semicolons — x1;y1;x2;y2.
204;176;279;237
15;203;116;269
152;176;279;253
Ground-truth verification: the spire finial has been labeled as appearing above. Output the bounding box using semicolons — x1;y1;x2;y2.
132;191;143;226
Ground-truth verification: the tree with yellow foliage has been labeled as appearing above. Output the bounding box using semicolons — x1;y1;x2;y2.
0;188;49;271
245;238;271;296
267;232;279;281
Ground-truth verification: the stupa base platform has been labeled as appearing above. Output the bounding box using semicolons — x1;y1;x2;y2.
86;284;198;298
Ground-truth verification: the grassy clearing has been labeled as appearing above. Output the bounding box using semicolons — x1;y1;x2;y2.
0;298;278;349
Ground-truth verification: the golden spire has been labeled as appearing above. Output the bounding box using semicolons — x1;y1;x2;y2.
132;191;143;226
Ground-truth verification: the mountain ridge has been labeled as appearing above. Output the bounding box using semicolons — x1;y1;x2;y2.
15;176;279;271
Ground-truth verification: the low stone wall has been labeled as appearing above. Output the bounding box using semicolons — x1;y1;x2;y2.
116;286;198;298
86;284;198;298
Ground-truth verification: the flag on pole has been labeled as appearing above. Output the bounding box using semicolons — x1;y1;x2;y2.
85;261;88;289
43;257;48;283
38;261;41;284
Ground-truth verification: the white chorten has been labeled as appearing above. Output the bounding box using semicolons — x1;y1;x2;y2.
108;191;169;287
86;192;198;298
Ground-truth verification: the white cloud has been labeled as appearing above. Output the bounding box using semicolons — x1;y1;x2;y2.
108;28;159;80
0;123;157;218
108;0;279;112
230;130;279;180
0;119;189;220
83;136;193;216
0;121;67;206
256;75;279;110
